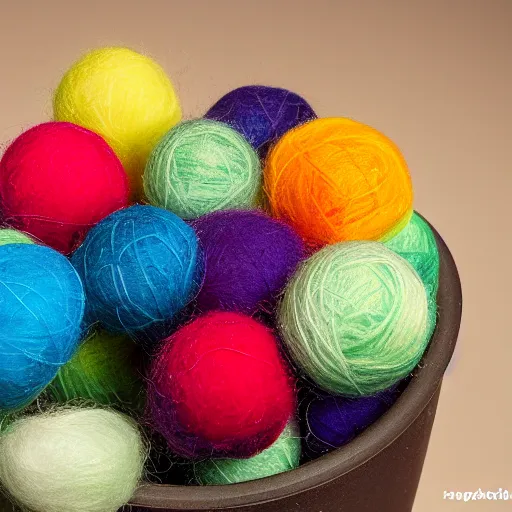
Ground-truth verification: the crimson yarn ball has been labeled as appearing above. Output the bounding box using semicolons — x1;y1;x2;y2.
148;311;296;459
192;209;305;315
0;122;129;254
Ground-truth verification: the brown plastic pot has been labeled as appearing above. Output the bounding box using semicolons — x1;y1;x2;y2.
126;219;462;512
0;219;462;512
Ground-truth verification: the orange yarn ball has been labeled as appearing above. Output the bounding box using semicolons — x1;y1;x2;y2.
264;118;413;247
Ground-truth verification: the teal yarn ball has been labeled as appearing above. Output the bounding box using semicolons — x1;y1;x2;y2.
0;407;146;512
193;422;301;485
384;212;440;339
0;244;85;411
0;228;35;246
143;119;262;219
71;205;203;342
278;242;429;396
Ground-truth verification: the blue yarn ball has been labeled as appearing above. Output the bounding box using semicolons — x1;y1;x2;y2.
303;385;401;459
71;205;203;341
205;85;317;158
0;244;85;411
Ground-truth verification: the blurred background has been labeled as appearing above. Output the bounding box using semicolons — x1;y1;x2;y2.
1;1;510;509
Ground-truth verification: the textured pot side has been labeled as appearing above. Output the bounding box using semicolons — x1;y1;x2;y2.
0;217;462;512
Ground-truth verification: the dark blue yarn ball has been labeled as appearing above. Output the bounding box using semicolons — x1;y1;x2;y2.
0;244;85;410
204;85;317;158
303;386;401;459
71;205;203;341
192;209;305;315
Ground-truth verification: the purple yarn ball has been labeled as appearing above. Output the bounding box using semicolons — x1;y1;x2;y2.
204;85;317;158
192;209;305;315
303;386;401;459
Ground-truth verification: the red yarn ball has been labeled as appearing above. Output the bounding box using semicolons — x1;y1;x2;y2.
148;311;296;459
0;122;129;254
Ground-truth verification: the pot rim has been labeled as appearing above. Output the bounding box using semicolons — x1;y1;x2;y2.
130;215;463;510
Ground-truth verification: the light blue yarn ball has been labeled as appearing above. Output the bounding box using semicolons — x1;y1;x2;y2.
0;244;85;411
71;205;203;340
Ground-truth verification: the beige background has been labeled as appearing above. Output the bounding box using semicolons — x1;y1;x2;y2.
0;0;510;510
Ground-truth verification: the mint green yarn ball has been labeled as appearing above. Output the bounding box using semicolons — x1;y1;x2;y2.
194;422;301;485
279;242;429;396
0;228;35;246
143;119;262;219
384;212;439;339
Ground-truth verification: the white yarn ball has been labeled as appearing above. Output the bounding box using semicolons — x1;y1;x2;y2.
0;408;145;512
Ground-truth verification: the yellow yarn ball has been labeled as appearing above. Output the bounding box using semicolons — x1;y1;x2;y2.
54;47;182;198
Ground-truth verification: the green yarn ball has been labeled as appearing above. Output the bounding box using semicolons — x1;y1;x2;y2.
0;411;11;433
0;228;35;246
143;119;262;219
48;329;143;411
384;212;439;339
193;422;301;485
279;241;429;396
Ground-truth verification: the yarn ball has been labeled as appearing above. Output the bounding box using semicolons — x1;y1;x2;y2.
204;85;316;158
71;205;202;341
0;408;146;512
303;386;400;458
279;242;428;396
192;209;305;315
143;119;261;220
48;329;143;411
385;212;440;339
0;122;129;254
0;228;35;246
194;421;301;485
265;117;413;248
148;311;295;459
0;244;85;411
54;47;181;198
0;411;13;433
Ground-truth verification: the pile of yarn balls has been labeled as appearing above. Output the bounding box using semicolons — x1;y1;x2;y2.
0;47;440;512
